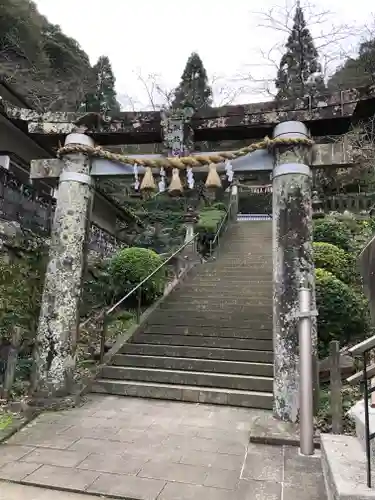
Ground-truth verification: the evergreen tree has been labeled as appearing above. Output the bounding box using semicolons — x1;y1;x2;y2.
84;55;120;113
275;3;326;100
172;52;212;110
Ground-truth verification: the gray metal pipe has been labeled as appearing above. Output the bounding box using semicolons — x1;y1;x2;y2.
299;287;315;456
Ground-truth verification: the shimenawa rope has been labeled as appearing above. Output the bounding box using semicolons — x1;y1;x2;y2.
56;136;314;171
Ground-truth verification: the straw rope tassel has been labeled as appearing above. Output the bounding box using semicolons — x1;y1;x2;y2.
205;163;222;189
140;166;156;192
168;168;183;196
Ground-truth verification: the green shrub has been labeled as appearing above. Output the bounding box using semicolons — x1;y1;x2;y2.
209;202;227;212
196;209;226;253
0;254;44;341
313;218;352;251
109;247;166;303
315;268;369;356
313;242;352;284
196;209;225;235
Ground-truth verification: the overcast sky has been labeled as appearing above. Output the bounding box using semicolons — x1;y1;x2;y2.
35;0;374;109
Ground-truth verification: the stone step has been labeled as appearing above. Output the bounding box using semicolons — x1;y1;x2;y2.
170;292;272;300
190;283;272;290
133;334;273;351
193;275;272;280
194;273;272;279
158;303;272;314
191;278;272;285
120;343;274;363
197;262;272;267
223;247;271;250
216;254;272;258
222;234;271;237
143;324;272;338
100;366;273;392
215;262;271;267
91;379;273;409
219;241;272;245
203;267;272;272
190;285;272;292
217;257;272;261
197;265;272;270
163;297;273;307
184;276;273;293
219;248;271;251
180;283;272;292
220;245;271;248
146;314;272;328
111;354;274;377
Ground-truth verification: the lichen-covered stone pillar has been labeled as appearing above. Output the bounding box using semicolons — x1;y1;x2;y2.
272;121;317;422
34;133;95;397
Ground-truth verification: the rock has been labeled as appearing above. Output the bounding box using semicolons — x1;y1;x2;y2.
0;219;23;249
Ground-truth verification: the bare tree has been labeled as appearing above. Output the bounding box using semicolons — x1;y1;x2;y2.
119;68;250;112
238;0;360;99
210;73;252;106
118;69;175;112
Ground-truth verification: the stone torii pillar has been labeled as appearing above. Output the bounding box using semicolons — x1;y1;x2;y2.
272;121;317;423
33;132;95;397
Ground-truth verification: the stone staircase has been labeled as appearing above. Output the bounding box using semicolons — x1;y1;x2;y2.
93;221;274;409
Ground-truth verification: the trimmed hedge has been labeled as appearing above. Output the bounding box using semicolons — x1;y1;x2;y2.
313;218;352;251
196;209;225;235
313;242;352;284
315;268;369;356
196;209;226;255
109;247;167;304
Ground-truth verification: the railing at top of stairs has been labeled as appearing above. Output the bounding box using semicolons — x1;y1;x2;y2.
347;336;375;488
208;186;239;258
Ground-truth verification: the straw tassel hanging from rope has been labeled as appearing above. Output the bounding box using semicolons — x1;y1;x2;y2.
140;166;156;197
205;163;222;189
168;168;183;196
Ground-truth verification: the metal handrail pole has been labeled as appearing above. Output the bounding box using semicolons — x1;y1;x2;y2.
299;287;314;456
363;349;372;488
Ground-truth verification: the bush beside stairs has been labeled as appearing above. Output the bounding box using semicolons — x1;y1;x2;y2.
92;221;274;409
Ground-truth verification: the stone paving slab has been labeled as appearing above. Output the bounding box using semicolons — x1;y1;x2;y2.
0;395;327;499
0;480;100;500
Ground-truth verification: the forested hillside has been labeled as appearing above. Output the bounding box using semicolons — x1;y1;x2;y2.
328;39;375;90
0;0;120;112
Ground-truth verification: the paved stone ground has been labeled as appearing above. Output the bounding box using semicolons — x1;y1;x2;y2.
0;395;326;499
0;481;100;500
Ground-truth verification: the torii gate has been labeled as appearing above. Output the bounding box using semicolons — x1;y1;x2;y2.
1;86;372;421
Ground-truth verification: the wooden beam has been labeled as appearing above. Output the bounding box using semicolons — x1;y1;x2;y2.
347;363;375;385
349;335;375;357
